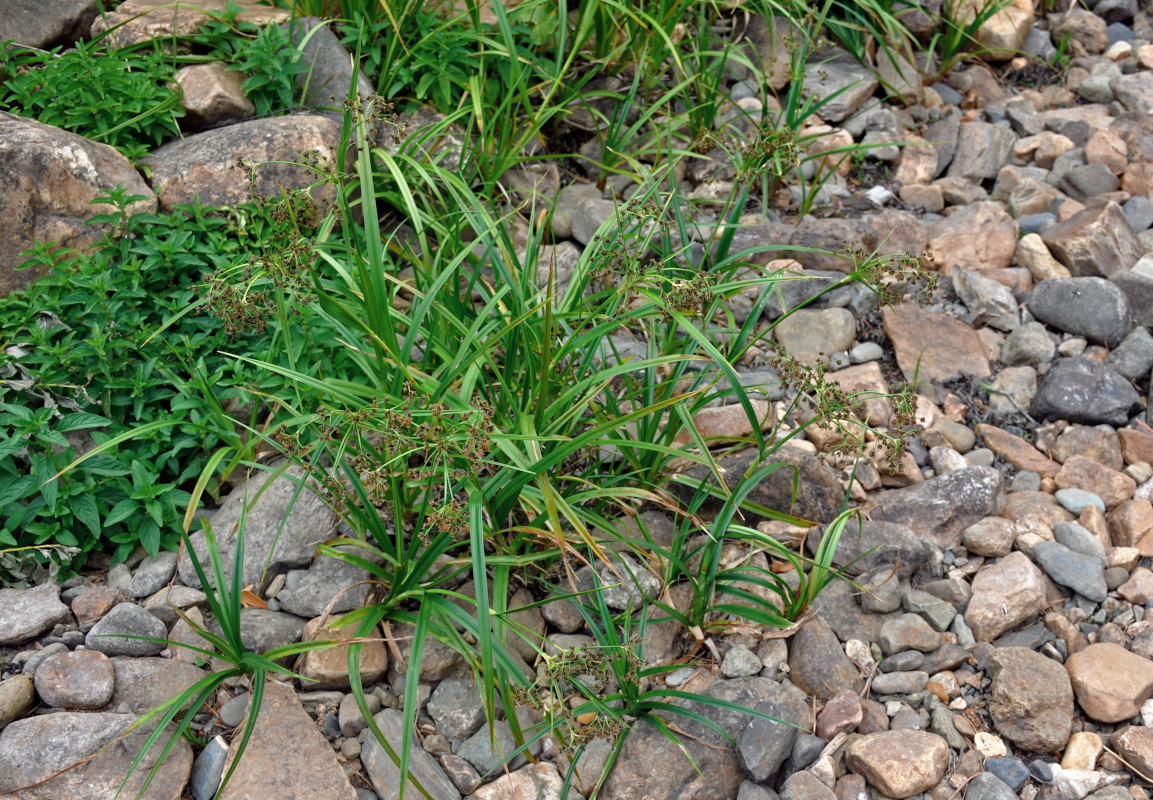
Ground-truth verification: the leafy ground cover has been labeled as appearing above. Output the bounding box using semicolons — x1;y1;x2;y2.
0;0;1017;795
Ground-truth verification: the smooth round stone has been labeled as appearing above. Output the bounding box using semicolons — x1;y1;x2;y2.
850;342;884;363
33;650;115;710
1055;488;1106;514
985;758;1030;791
219;693;250;728
1011;471;1042;492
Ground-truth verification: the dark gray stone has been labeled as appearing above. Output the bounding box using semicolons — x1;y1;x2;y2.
1123;195;1153;232
128;552;178;598
1028;277;1131;347
85;603;167;657
190;735;228;800
1033;541;1108;602
1059;163;1121;202
427;677;485;744
948;122;1017;183
177;463;336;594
280;16;373;110
966;772;1019;800
361;708;462;800
1030;357;1143;426
275;544;374;619
1111;257;1153;327
864;467;1004;550
984;757;1030;790
788;615;864;700
1001;322;1056;366
1104;327;1153;380
806;519;930;579
738;680;809;782
0;0;97;48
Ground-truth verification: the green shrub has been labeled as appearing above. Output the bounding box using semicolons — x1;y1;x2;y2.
0;40;183;161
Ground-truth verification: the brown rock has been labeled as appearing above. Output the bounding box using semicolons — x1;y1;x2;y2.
817;689;863;741
987;646;1074;751
1119;428;1153;465
1051;425;1124;470
895;137;939;185
143;115;342;211
218;680;357;800
175;63;255;129
844;730;950;799
1041;201;1143;278
1065;643;1153;723
1061;731;1103;770
929;201;1019;275
1052;8;1109;56
962;517;1017;558
976;424;1061;477
882;304;991;383
0;113;156;296
0;676;35;732
674;400;773;445
1108;500;1153;548
1055;455;1136;509
1123;162;1153;197
71;586;124;626
1081;504;1112;550
1118;567;1153;604
962;0;1033;56
788;615;864;701
471;764;567;800
1001;491;1075;527
1085;128;1128;175
1112;726;1153;778
1015;233;1071;282
296;617;388;691
33;650;114;710
91;0;289;47
964;552;1048;642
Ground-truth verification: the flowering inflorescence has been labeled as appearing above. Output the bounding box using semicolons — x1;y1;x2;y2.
841;245;938;309
514;639;639;754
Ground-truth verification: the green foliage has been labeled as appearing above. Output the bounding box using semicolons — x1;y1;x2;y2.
192;16;309;117
0;187;345;572
0;40;183;161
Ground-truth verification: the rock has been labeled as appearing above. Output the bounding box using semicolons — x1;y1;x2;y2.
85;603;167;657
773;309;856;364
1111;256;1153;328
91;0;288;47
879;614;942;656
1111;72;1153;113
1028;278;1131;347
455;710;542;777
781;771;836;800
71;586;124;626
976;425;1061;477
929;202;1019;276
1105;328;1153;380
966;773;1019;800
1111;726;1153;777
947;125;1017;184
801;52;879;123
599;677;785;800
33;650;114;710
0;113;156;296
0;583;72;646
953;267;1019;331
1016;233;1071;282
882;304;991;383
962;517;1017;557
427;677;486;744
871;671;929;694
864;467;1003;550
1034;542;1108;602
275;544;374;618
817;689;863;740
141;585;208;625
217;680;356;800
741;15;801;90
388;622;463;682
175;63;254;129
965;552;1048;642
189;735;228;800
1061;731;1103;770
805;519;929;579
281;16;373;110
1119;567;1153;604
987;647;1074;751
1052;425;1124;471
738;679;809;782
1053;521;1106;562
1052;8;1109;55
986;366;1037;417
1029;358;1143;426
128;552;178;599
1041;202;1142;278
296;617;388;692
845;730;950;799
1056;455;1136;509
109;657;206;715
1065;643;1153;723
669;447;845;526
471;763;570;800
786;218;879;271
1057;488;1105;514
0;711;191;799
0;0;96;48
224;609;305;656
0;677;35;732
1060;164;1121;202
574;553;660;613
722;645;764;678
143;116;342;211
788;615;864;700
177;464;335;593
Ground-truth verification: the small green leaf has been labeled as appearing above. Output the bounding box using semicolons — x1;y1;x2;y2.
71;493;101;539
56;412;112;432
